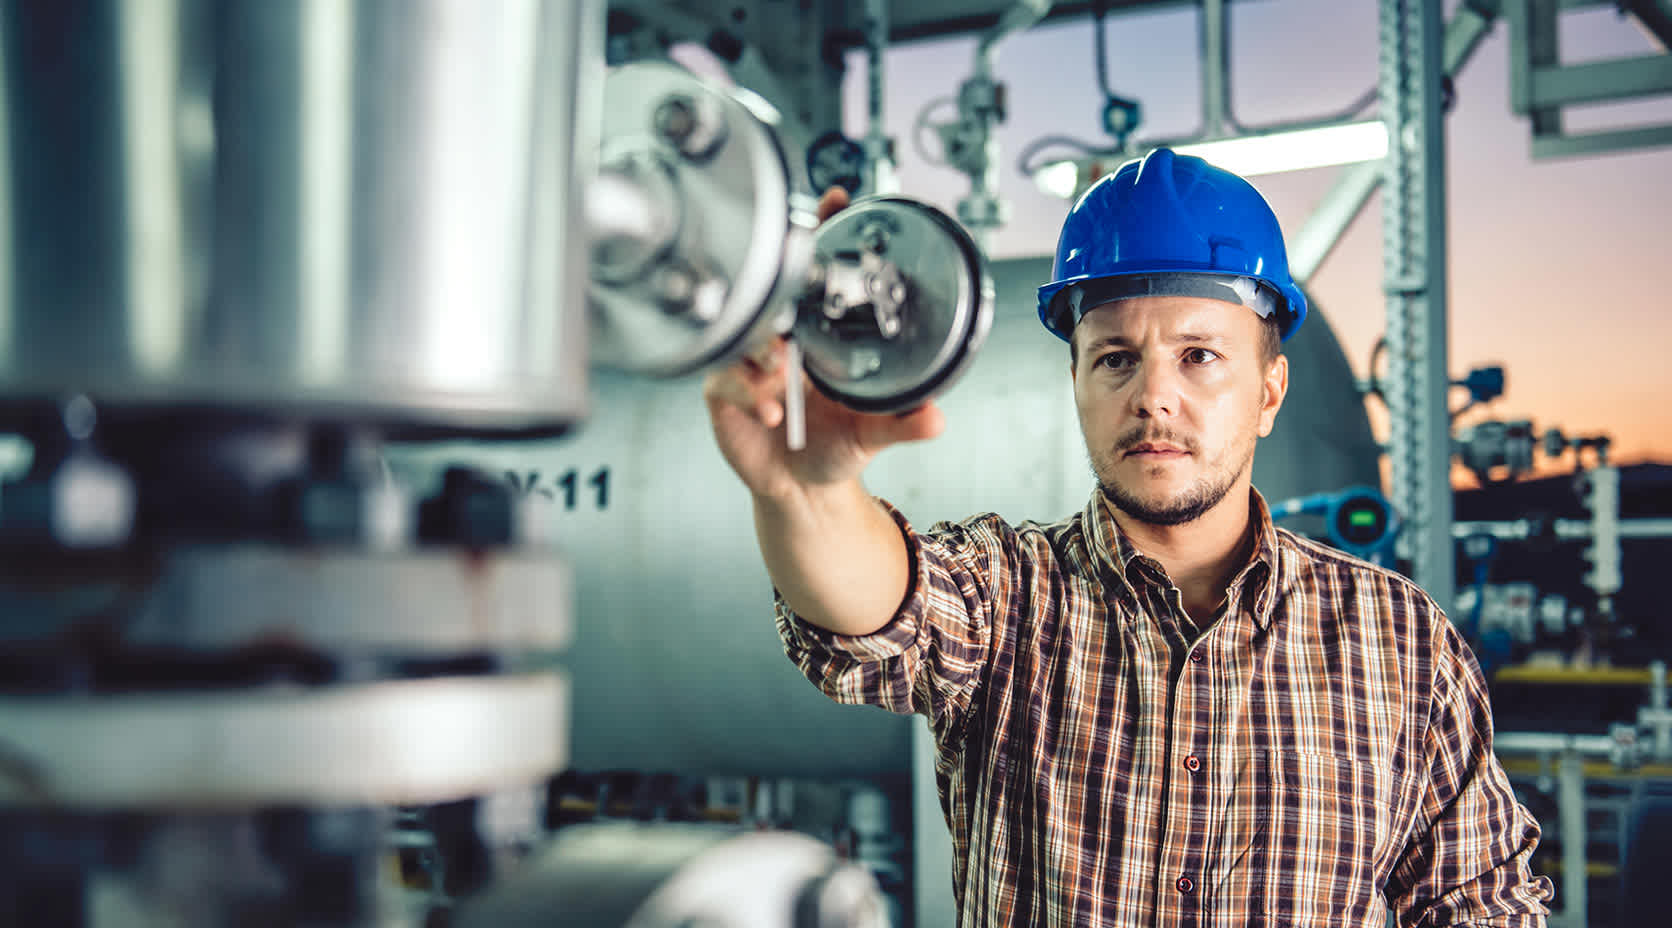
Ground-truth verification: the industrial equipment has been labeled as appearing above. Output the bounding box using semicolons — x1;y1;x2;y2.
0;2;898;925
588;61;995;436
1269;486;1399;562
0;3;593;924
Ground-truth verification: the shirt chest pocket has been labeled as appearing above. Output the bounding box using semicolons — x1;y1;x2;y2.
1242;750;1413;925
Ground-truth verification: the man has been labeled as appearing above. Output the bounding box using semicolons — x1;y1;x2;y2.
705;149;1553;926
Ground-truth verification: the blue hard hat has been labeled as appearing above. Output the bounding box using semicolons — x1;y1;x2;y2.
1036;148;1308;342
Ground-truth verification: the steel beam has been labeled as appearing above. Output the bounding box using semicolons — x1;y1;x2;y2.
1532;122;1672;157
1527;53;1672;108
1379;0;1455;610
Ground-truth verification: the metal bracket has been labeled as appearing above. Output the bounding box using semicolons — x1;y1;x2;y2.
1506;0;1672;158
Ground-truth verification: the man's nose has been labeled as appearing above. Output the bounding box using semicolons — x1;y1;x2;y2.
1129;357;1179;419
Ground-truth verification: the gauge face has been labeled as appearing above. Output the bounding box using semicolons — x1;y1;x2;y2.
795;197;993;414
1333;493;1391;549
805;130;865;195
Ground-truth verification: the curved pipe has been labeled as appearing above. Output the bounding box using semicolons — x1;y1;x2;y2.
975;0;1052;75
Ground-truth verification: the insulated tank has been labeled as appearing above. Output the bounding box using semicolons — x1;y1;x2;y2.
387;255;1381;779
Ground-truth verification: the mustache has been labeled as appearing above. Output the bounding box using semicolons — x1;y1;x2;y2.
1116;427;1197;455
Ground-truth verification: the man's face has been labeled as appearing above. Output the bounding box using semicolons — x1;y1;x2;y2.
1071;295;1288;526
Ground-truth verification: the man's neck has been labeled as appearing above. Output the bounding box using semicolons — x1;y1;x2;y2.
1110;486;1257;624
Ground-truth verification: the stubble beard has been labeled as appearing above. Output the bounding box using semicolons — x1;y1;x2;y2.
1095;439;1254;527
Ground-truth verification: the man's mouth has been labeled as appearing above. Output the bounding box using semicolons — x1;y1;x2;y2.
1125;442;1189;457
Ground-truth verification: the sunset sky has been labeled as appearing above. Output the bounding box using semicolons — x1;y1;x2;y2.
845;0;1672;466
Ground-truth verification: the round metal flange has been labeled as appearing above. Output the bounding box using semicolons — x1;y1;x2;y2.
0;673;567;807
589;62;814;378
127;546;573;655
795;197;993;414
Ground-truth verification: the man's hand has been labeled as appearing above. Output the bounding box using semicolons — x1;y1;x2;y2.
703;187;945;504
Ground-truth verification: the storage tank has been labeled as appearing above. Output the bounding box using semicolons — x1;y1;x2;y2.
387;255;1381;779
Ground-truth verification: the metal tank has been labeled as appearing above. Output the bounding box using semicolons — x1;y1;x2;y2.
0;2;601;924
0;0;593;434
386;255;1382;780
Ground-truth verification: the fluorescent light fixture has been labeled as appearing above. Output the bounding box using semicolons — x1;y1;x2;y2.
1033;159;1081;199
1031;119;1389;199
1175;120;1389;177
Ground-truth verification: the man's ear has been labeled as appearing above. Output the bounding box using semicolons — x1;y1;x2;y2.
1257;354;1288;438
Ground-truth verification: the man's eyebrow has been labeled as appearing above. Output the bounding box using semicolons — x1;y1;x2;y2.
1081;335;1132;354
1081;332;1232;352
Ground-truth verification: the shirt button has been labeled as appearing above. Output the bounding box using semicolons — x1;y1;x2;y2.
1176;876;1194;894
1184;754;1201;773
1189;649;1205;664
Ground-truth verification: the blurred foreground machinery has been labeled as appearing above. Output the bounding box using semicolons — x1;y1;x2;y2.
0;1;914;926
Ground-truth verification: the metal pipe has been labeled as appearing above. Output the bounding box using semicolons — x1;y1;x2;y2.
1651;661;1670;760
975;0;1052;75
1201;0;1229;138
962;0;1050;249
1290;161;1383;286
1495;732;1616;756
1452;517;1672;541
863;0;897;194
1557;750;1588;928
866;0;886;135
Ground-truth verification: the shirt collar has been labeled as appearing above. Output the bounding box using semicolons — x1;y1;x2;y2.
1086;487;1284;630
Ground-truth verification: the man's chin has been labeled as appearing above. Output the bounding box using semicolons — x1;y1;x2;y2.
1099;479;1227;528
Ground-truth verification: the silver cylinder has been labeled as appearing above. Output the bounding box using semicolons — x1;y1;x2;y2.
388;257;1382;778
0;0;597;434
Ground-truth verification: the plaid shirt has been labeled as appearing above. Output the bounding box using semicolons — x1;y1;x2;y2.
777;490;1553;927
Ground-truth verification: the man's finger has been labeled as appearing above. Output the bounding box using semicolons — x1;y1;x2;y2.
745;335;788;372
854;401;945;451
817;187;850;223
705;365;786;429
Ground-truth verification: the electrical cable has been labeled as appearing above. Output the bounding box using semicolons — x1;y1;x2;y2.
1364;336;1387;403
1011;0;1131;182
1225;84;1380;136
1216;1;1379;135
1092;0;1115;101
1015;134;1122;179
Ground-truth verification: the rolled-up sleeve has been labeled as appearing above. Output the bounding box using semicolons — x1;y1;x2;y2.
775;500;1015;741
1388;620;1555;926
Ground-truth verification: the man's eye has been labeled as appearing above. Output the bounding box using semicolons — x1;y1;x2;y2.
1184;348;1220;364
1095;353;1134;371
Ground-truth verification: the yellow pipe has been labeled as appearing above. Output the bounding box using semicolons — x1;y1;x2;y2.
1492;665;1655;686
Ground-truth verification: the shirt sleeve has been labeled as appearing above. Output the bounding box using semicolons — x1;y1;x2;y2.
774;499;1013;743
1387;619;1556;927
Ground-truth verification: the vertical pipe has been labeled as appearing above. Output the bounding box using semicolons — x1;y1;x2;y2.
862;0;896;194
1651;660;1669;760
1201;0;1228;138
1378;0;1454;610
1557;749;1588;928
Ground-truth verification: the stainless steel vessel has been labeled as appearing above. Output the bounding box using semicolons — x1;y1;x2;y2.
0;0;595;434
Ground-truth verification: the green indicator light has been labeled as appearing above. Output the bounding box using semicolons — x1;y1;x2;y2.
1349;509;1377;527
